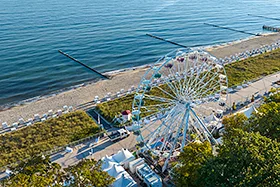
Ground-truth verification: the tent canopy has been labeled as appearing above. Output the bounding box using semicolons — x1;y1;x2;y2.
113;173;137;187
112;148;134;163
237;105;258;118
105;164;125;178
102;159;118;171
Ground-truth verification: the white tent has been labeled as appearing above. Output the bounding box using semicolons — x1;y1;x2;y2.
105;164;125;178
102;160;118;171
204;113;219;123
237;105;258;118
113;173;137;187
112;148;135;168
102;155;116;163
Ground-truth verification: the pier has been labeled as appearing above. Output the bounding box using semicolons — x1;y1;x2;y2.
204;23;261;36
263;25;280;32
58;50;110;79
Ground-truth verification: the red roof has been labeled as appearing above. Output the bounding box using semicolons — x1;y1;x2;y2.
121;110;131;115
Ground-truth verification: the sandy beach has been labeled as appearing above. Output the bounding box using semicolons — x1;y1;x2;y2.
1;33;280;125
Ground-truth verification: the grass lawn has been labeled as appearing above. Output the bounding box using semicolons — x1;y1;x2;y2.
0;111;100;168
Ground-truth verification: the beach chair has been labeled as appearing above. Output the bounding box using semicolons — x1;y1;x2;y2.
12;122;18;128
116;91;121;98
68;106;73;112
48;110;53;117
2;122;8;129
34;114;40;122
57;110;62;116
63;105;68;114
63;105;68;111
26;118;33;126
18;118;24;125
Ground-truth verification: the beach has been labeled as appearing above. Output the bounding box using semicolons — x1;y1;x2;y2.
1;33;280;125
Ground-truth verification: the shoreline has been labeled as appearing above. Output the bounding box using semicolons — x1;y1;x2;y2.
1;32;280;125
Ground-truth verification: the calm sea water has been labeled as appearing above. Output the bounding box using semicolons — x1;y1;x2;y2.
0;0;280;106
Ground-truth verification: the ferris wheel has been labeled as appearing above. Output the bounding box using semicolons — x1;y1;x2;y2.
132;48;228;172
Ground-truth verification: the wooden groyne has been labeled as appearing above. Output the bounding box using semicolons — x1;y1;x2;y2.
204;23;261;36
58;50;110;79
248;14;280;21
263;25;280;32
146;33;189;48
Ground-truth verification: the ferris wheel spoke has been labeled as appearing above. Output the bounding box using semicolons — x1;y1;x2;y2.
143;94;176;104
158;110;185;152
190;108;216;143
188;72;220;98
164;79;182;99
185;66;208;95
183;67;197;96
162;107;191;172
144;106;183;146
188;66;214;92
153;85;178;100
141;102;176;111
190;82;220;101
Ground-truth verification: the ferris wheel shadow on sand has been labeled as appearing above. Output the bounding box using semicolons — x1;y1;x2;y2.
131;48;229;172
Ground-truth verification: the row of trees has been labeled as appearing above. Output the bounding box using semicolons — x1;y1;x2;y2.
0;111;101;167
174;92;280;186
2;156;114;187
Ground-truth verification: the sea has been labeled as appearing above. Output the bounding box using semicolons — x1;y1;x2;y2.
1;0;280;108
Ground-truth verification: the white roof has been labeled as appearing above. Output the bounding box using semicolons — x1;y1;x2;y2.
105;164;125;178
112;149;134;163
204;114;219;123
113;173;137;187
65;147;73;153
237;105;258;118
137;163;162;187
102;155;116;164
102;160;118;170
128;158;144;167
118;129;126;134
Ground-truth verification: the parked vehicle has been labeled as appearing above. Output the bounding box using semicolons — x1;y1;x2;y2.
108;128;130;141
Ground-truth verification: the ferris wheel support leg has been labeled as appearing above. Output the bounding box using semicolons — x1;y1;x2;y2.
190;108;217;145
162;105;190;172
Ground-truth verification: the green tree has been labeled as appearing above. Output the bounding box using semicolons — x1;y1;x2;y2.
173;141;213;187
2;156;64;187
222;113;248;130
249;101;280;141
64;159;115;187
197;129;280;187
